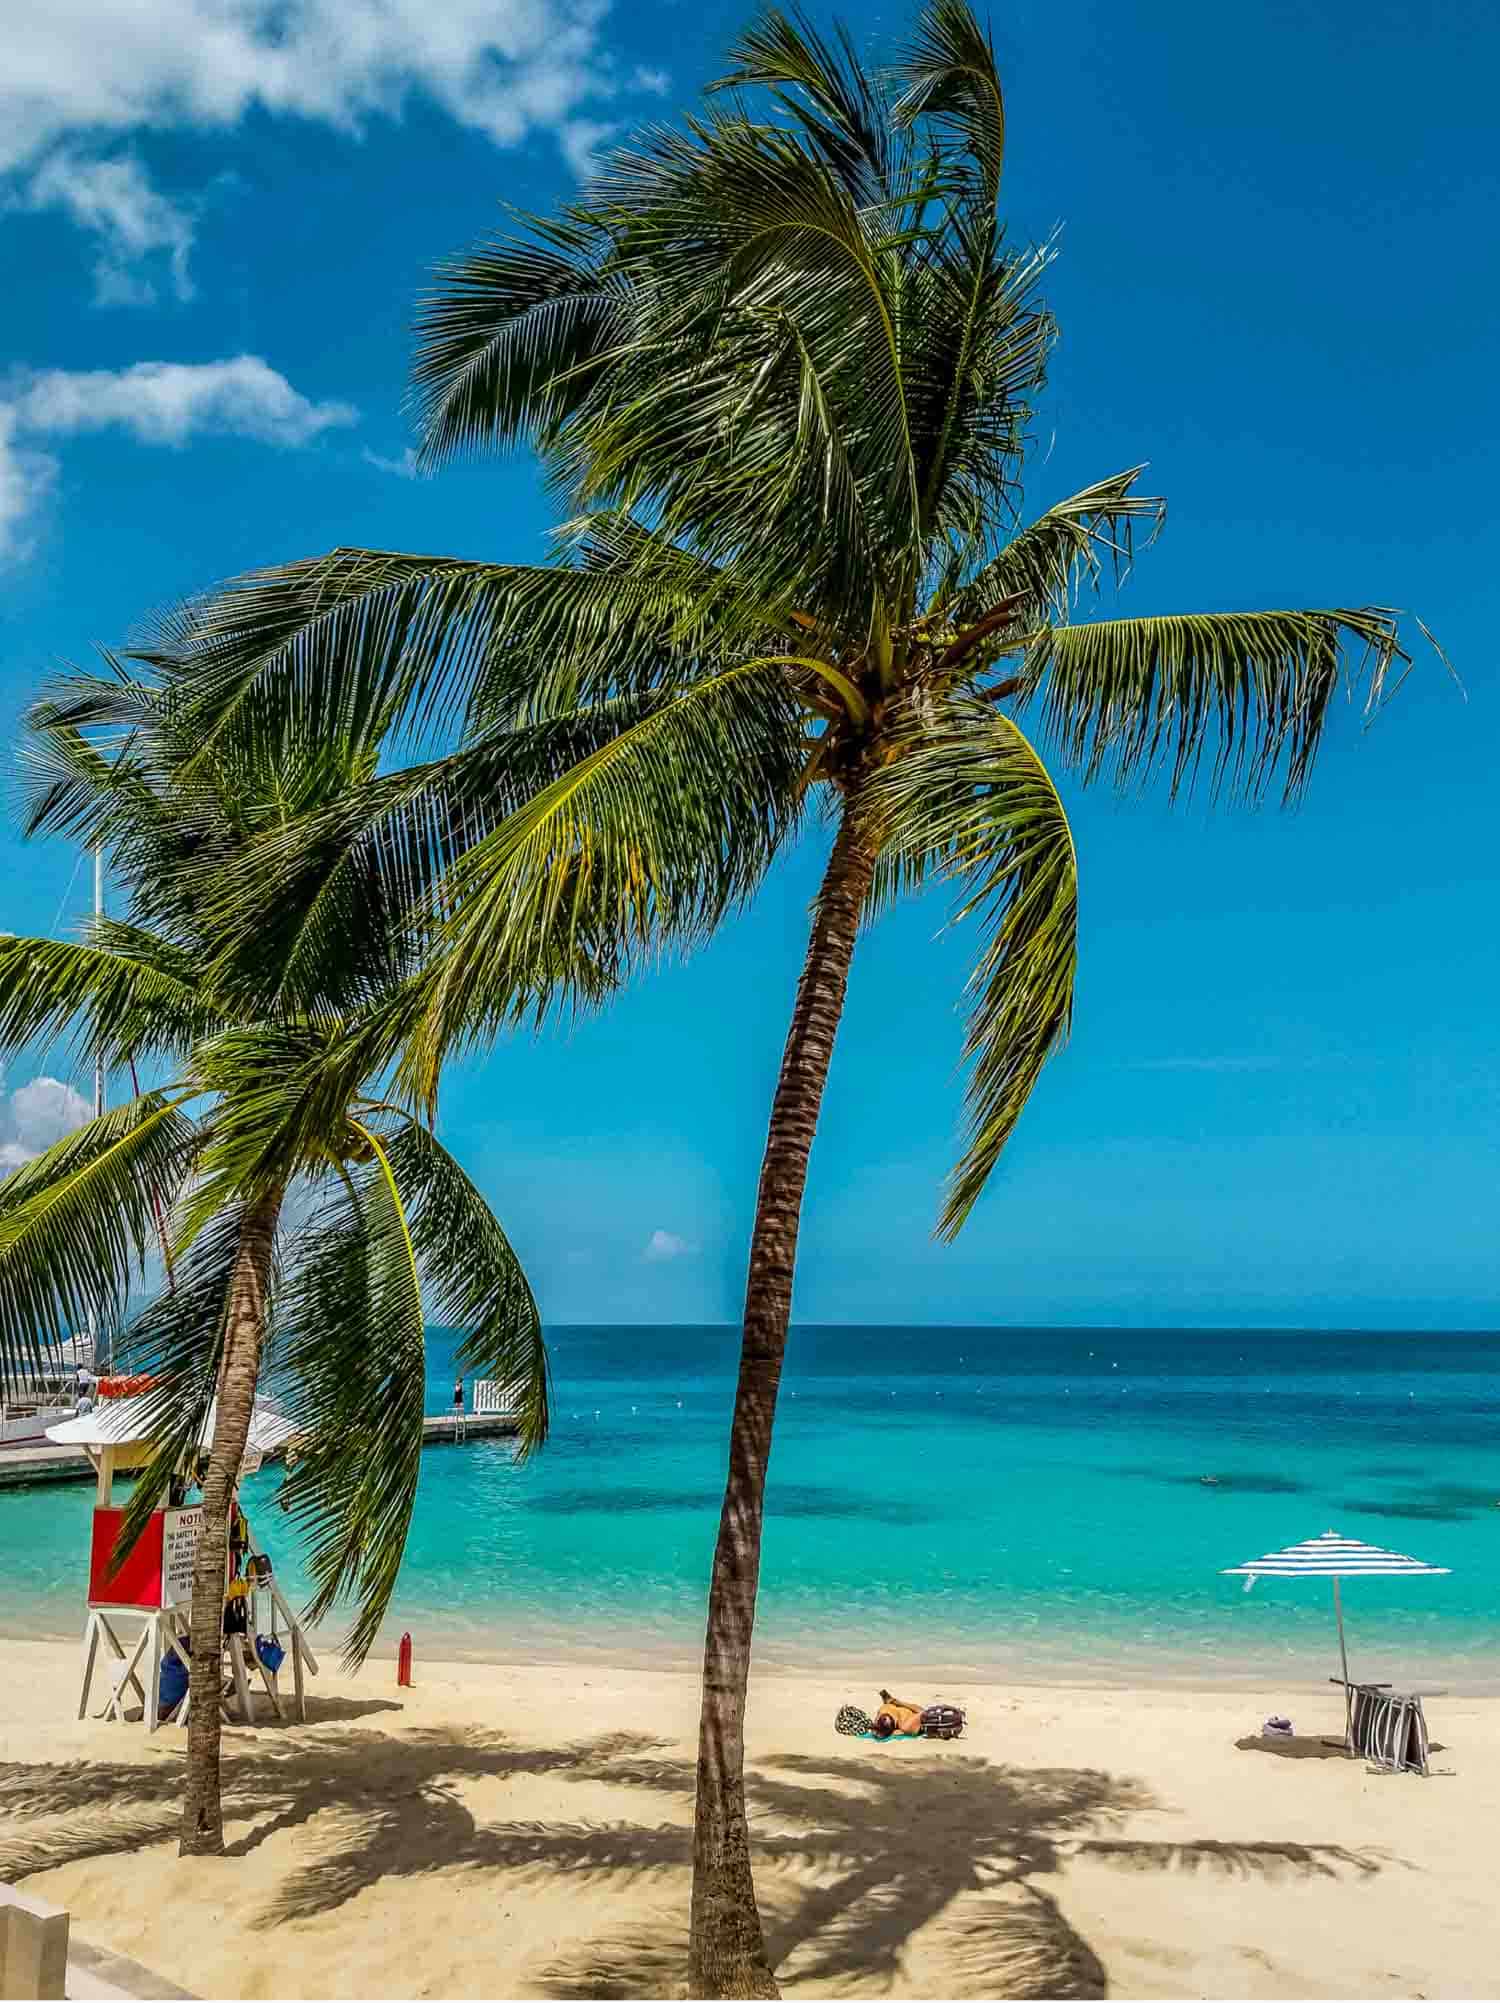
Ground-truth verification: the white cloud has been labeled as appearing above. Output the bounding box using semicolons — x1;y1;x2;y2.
0;355;357;563
22;150;195;306
0;405;58;563
0;0;654;185
362;444;427;479
642;1228;694;1262
0;1074;91;1173
14;355;357;448
558;117;618;178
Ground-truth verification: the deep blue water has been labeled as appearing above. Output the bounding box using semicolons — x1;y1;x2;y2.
5;1326;1497;1686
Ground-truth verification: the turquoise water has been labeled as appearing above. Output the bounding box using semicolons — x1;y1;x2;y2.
4;1326;1497;1688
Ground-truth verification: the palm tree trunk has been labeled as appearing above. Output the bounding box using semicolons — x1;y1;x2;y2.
179;1190;280;1856
688;803;877;1999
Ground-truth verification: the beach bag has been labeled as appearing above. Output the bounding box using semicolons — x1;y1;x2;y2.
835;1704;874;1736
920;1703;965;1740
158;1649;190;1716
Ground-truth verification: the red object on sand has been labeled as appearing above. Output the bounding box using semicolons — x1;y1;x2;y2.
397;1631;413;1687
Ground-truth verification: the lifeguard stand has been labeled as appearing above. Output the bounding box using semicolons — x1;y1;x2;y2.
46;1393;317;1733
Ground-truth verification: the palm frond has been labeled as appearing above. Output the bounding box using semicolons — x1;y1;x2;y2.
379;1118;548;1452
1022;607;1407;802
0;929;223;1073
411;211;622;465
908;228;1055;550
114;1203;262;1563
158;542;765;768
944;467;1165;633
19;678;174;854
400;659;805;1099
893;0;1007;202
181;1023;377;1239
187;660;784;1021
579;114;928;588
275;1137;428;1665
0;1094;198;1379
867;699;1077;1236
155;549;531;760
714;7;900;206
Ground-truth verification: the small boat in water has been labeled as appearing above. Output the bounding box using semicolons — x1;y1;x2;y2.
1;1336;95;1448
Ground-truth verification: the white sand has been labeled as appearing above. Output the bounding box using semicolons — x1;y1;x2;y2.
1;1640;1494;1999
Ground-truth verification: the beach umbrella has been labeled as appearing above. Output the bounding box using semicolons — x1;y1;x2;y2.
1222;1529;1449;1747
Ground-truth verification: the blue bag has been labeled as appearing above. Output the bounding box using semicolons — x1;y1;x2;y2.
159;1650;190;1715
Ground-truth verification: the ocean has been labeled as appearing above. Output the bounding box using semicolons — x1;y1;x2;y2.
4;1325;1497;1689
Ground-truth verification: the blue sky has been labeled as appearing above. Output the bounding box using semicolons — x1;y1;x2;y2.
2;0;1495;1329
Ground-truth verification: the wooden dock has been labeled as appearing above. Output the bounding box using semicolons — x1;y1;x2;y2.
0;1442;92;1488
420;1411;519;1445
0;1410;519;1489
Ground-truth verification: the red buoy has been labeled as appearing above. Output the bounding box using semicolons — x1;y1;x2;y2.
397;1631;413;1687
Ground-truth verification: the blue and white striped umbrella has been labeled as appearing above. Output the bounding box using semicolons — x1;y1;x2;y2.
1222;1529;1450;1748
1223;1529;1451;1583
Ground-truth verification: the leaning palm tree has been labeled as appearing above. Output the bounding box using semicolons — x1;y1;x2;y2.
136;2;1430;1985
0;668;547;1856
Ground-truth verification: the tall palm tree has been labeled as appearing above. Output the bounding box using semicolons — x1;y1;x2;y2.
0;667;548;1855
130;2;1427;1984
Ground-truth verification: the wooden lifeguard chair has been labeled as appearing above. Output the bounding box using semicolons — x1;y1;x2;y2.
47;1393;317;1733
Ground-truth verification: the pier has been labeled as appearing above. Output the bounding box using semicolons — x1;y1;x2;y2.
0;1410;520;1489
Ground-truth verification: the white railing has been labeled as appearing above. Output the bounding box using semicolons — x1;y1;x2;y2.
0;1403;76;1448
471;1381;516;1419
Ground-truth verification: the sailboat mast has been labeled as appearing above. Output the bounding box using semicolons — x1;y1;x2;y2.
92;845;104;1121
91;846;111;1373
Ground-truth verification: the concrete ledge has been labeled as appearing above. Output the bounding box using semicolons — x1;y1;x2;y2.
0;1881;68;2001
67;1936;197;2001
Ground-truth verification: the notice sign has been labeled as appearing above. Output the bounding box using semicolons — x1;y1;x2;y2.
162;1505;203;1607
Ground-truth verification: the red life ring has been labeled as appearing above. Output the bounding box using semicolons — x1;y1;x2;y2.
97;1373;157;1398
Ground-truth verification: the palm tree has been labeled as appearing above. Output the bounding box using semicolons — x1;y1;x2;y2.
0;666;548;1855
128;2;1429;1984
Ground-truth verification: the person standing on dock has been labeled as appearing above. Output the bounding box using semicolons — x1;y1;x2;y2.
452;1375;465;1441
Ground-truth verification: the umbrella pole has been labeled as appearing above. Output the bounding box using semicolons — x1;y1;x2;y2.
1334;1576;1353;1753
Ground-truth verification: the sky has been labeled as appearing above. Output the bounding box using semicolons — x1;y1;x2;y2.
1;0;1495;1330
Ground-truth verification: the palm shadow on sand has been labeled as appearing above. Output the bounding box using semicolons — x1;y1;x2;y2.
0;1727;1392;1999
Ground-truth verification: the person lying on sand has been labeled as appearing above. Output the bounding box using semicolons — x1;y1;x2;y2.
873;1689;926;1737
835;1690;966;1739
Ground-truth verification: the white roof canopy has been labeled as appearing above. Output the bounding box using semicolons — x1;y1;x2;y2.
46;1395;297;1462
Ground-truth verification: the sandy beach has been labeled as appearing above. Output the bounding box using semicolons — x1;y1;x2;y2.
0;1639;1494;1999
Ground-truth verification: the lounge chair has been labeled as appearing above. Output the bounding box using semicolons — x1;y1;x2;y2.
1333;1679;1432;1774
